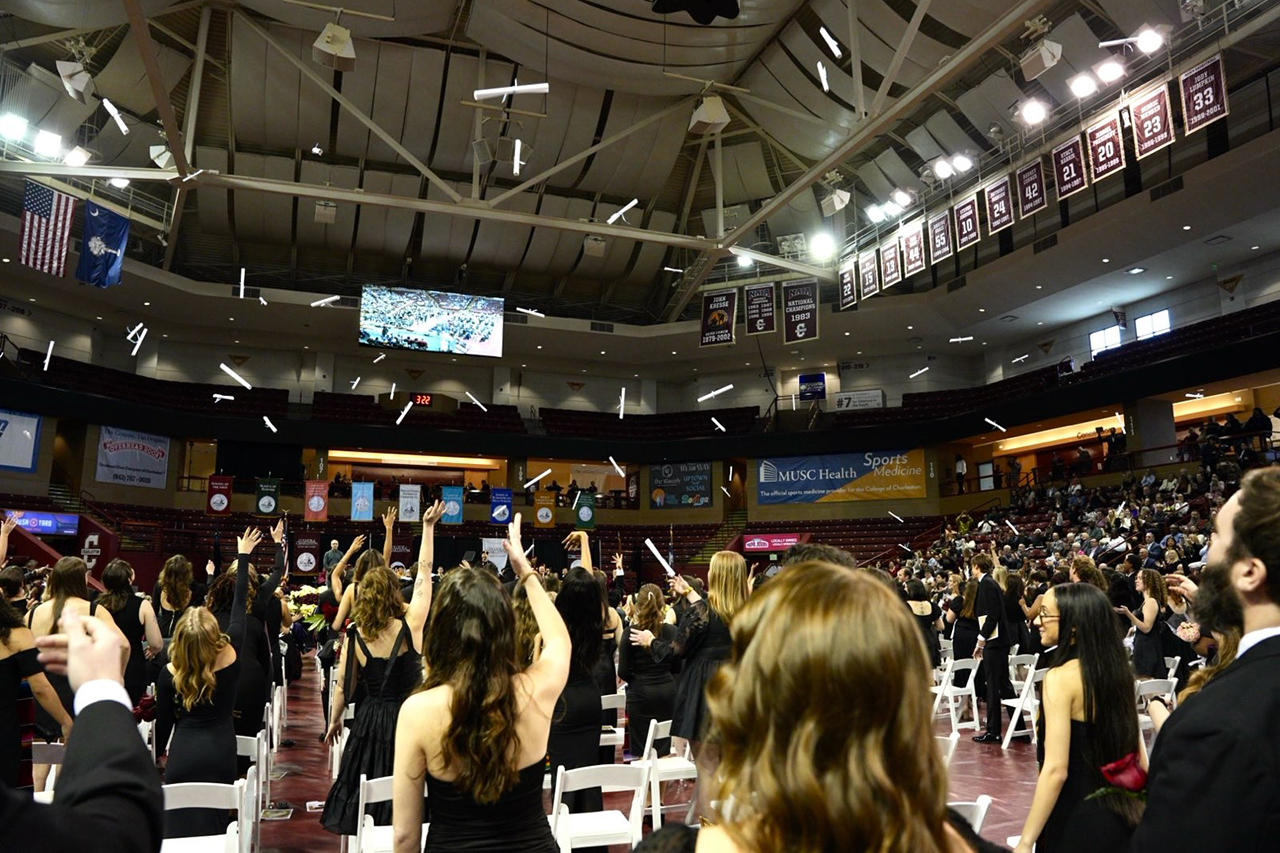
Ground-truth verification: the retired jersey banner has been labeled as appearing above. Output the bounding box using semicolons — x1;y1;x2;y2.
255;478;281;517
927;211;953;264
1015;159;1048;218
1052;135;1089;199
837;257;857;310
206;475;233;515
879;238;902;289
699;288;738;347
534;490;556;528
350;482;374;521
983;174;1014;234
782;279;819;344
574;491;596;530
440;485;464;524
1086;110;1125;182
953;194;981;251
304;480;329;521
743;283;775;335
95;425;170;490
489;488;513;524
899;219;926;277
0;408;41;472
1180;54;1228;135
756;450;927;504
398;484;421;522
1128;82;1175;159
858;249;879;299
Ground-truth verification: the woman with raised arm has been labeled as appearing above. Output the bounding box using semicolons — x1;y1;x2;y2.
618;583;679;759
96;558;164;704
156;527;261;838
392;513;570;853
330;508;397;630
321;501;441;836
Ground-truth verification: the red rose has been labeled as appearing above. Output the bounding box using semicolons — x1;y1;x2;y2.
1100;752;1147;792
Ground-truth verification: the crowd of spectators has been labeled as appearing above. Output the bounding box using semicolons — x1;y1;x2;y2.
358;286;502;355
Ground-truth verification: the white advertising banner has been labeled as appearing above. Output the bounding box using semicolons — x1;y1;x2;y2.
95;425;170;489
0;408;41;472
398;484;422;522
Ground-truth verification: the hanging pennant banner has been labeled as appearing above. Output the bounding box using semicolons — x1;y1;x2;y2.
1086;110;1125;182
858;249;879;299
879;238;902;290
699;288;738;347
350;482;374;521
440;485;464;524
1128;82;1175;159
489;488;513;524
927;211;953;264
1015;159;1048;218
837;257;857;310
983;174;1014;235
1180;54;1228;135
304;479;330;522
743;282;776;335
206;475;233;515
534;491;557;528
1052;135;1089;200
782;279;819;344
899;219;926;277
953;194;981;251
255;478;281;517
574;492;596;530
398;483;421;522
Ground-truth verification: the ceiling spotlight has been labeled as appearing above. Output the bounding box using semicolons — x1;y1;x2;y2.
33;130;61;157
512;138;524;176
818;26;842;58
931;157;954;180
313;21;356;72
1020;99;1048;125
810;232;836;261
951;153;973;173
890;188;912;208
1135;28;1164;54
1182;224;1192;231
108;177;130;189
0;113;27;140
1126;266;1146;275
881;201;903;217
1096;59;1124;83
737;254;754;268
866;205;886;223
816;61;829;92
56;60;95;104
101;99;129;136
1069;74;1098;98
63;146;90;167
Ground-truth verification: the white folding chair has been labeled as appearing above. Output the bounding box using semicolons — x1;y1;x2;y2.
1009;653;1040;694
930;658;980;733
629;719;699;829
1002;668;1047;750
939;638;954;664
270;684;286;751
936;732;960;768
599;693;626;751
948;794;993;834
349;772;430;853
1163;655;1182;678
330;728;350;780
1137;678;1178;733
549;763;650;850
158;779;246;853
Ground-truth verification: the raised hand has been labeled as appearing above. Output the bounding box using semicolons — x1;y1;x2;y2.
202;559;213;578
669;574;690;597
0;515;15;537
345;534;367;555
422;499;446;526
271;518;285;543
503;513;534;581
237;526;263;555
562;530;588;550
382;506;398;528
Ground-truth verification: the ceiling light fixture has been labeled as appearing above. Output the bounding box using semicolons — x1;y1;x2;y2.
881;201;902;217
737;254;754;268
951;153;974;173
311;143;323;155
809;232;836;261
1069;73;1098;98
1096;59;1125;83
663;266;684;273
909;367;929;378
818;26;841;58
1126;266;1145;274
512;138;523;176
0;113;27;140
1012;354;1029;363
1020;99;1048;125
1182;224;1191;230
63;146;90;167
931;157;954;179
108;177;129;189
816;61;829;92
56;60;94;104
891;188;912;208
866;204;886;223
1135;28;1165;53
33;129;61;157
949;336;974;343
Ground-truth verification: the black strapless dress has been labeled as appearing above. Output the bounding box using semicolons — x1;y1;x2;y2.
1035;716;1135;853
423;762;558;852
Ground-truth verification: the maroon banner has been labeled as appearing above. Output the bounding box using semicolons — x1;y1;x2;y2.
837;257;857;310
1086;111;1125;182
389;531;415;571
1052;135;1089;200
206;474;233;515
953;194;980;251
699;288;738;347
858;249;879;299
1180;54;1228;135
304;479;329;522
879;238;902;290
1129;82;1174;159
293;532;322;575
782;279;819;345
743;282;775;335
927;211;953;264
984;175;1014;235
899;219;926;277
1015;159;1048;218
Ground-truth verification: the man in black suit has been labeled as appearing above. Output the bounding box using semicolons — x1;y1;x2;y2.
971;552;1012;743
0;609;164;853
1133;467;1280;850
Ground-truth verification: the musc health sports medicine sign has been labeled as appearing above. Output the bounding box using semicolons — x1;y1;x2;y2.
756;450;927;504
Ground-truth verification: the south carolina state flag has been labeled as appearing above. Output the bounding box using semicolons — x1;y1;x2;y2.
76;201;129;287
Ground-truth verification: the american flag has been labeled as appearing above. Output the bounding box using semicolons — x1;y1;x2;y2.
20;181;75;277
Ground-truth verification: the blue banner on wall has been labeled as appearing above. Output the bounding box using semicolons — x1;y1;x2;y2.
798;373;826;400
440;485;464;524
350;482;374;521
649;462;712;509
756;450;927;504
489;488;513;524
76;201;129;288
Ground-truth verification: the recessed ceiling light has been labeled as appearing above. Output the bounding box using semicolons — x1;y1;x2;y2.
979;308;985;312
671;351;677;355
599;350;606;355
537;345;542;349
1166;275;1173;280
1037;321;1043;325
228;317;234;321
693;368;698;371
982;341;988;345
1252;245;1260;250
1182;225;1191;230
1101;258;1110;263
522;363;527;367
907;325;913;330
1035;285;1042;289
28;297;35;302
844;331;850;336
96;315;102;320
143;301;151;306
234;339;240;344
745;361;750;365
1;258;8;263
452;358;457;362
1126;267;1145;274
916;346;922;349
856;351;862;354
162;334;168;338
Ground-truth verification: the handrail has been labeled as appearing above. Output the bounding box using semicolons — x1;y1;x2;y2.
78;490;121;527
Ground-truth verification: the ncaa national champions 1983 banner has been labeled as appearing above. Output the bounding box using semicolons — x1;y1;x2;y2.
756;450;927;504
95;425;170;489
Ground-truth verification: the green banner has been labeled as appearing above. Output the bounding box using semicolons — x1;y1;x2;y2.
573;492;596;530
255;478;281;516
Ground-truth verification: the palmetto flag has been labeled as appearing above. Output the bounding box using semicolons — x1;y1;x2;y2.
76;201;129;287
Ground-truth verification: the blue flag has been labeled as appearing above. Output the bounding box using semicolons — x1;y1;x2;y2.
350;482;374;521
76;201;129;287
489;488;513;525
440;486;464;525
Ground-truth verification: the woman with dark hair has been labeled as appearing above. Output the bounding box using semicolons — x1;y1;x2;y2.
1004;575;1033;653
1014;583;1146;853
0;595;72;787
97;558;164;703
206;563;272;747
636;563;1003;853
946;580;981;664
1119;569;1169;678
905;579;943;668
151;555;206;687
618;583;679;758
392;513;570;852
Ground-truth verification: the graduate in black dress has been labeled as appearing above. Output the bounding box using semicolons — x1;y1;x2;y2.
95;560;164;704
0;597;72;788
618;583;679;758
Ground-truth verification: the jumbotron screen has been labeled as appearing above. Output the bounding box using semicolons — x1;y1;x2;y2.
358;286;504;358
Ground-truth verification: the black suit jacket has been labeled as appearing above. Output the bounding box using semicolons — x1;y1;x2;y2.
1132;635;1280;852
0;699;164;853
974;574;1010;649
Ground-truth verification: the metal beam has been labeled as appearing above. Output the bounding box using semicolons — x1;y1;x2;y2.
0;162;178;181
487;96;698;208
734;92;832;127
869;0;932;117
24;176;168;231
0;0;207;51
122;0;192;177
164;3;213;270
728;246;836;281
848;0;865;119
235;11;464;203
723;102;809;173
149;18;226;70
714;130;724;238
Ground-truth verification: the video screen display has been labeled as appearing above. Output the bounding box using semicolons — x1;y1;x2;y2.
359;286;504;358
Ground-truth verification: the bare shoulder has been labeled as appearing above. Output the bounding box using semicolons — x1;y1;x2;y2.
402;684;451;717
695;825;741;853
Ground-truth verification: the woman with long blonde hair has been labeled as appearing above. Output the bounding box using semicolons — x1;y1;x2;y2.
618;583;679;759
155;527;260;838
636;562;999;853
631;550;749;818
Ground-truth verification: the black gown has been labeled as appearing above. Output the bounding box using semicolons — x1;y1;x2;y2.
649;600;731;742
1034;716;1134;853
26;603;90;740
150;583;206;688
423;762;558;852
321;620;422;835
0;646;41;788
593;623;619;764
547;659;604;823
618;621;678;758
108;595;149;704
156;552;250;838
211;605;271;746
1131;604;1169;678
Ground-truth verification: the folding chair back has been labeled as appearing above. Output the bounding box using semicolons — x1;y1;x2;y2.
936;732;960;768
550;763;650;847
948;795;993;834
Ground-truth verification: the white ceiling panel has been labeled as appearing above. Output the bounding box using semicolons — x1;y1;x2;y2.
576;92;645;193
231;21;332;151
543;83;605;190
765;187;821;244
296;161;358;249
195;146;230;235
95;38;190;116
520;194;570;274
625;210;678;284
419;181;476;265
924;110;979;157
543;197;596;276
905;126;946;162
874;149;925;193
431;53;511;174
398;48;447;168
737;63;845;160
856;161;895;203
355;171;420;257
472;188;539;269
233;153;295;245
709;142;774;204
956;70;1024;145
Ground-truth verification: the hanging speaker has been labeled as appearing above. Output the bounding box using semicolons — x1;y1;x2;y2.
312;22;356;72
472;138;494;165
56;60;95;104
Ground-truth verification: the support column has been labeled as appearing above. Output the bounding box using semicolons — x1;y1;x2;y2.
1123;398;1178;467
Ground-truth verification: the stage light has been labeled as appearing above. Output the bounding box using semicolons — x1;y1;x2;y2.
0;113;27;140
63;146;90;167
816;61;829;92
931;157;954;179
108;177;130;188
891;188;912;208
1069;74;1098;98
1020;99;1048;125
810;232;836;261
33;130;61;157
737;254;753;268
56;60;94;104
881;201;902;217
866;205;885;223
951;153;973;172
1097;60;1124;83
1136;28;1164;53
